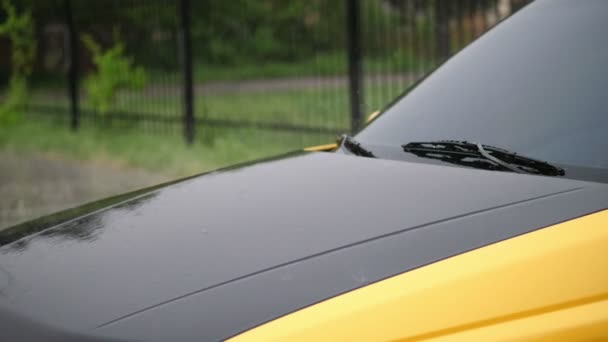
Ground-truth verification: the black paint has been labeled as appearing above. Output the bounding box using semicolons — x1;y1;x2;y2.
1;152;607;341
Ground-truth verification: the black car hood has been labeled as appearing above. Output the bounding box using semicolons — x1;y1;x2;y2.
1;152;607;341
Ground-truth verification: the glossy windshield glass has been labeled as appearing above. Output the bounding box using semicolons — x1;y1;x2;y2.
356;0;608;173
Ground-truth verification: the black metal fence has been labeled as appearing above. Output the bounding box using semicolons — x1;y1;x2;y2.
4;0;532;145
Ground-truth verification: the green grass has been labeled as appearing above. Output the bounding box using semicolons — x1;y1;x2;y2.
194;53;348;82
28;85;353;130
145;51;422;83
30;80;412;123
199;87;349;129
11;77;418;177
29;50;425;89
0;117;334;178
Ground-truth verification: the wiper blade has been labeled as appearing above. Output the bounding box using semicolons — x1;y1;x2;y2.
339;135;375;158
402;140;565;176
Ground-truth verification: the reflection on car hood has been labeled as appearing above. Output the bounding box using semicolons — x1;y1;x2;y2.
1;152;607;341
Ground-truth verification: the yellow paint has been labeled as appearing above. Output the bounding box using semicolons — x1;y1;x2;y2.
366;110;381;123
231;210;608;341
303;143;338;152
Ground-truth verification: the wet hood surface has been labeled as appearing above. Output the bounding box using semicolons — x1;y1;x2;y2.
1;152;607;341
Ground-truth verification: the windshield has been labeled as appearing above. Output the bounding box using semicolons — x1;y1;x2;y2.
356;0;608;179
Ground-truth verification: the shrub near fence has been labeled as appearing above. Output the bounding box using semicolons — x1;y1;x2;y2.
5;0;532;146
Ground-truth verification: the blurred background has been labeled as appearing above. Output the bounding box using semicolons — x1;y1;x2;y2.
0;0;531;229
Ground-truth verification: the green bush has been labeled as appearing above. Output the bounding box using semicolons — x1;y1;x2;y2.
0;0;35;123
81;31;147;115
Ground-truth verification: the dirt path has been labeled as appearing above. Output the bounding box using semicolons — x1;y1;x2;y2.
0;152;170;231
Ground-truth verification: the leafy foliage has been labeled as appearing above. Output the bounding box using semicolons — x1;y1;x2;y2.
0;0;36;123
189;0;345;65
18;0;519;82
81;31;146;115
62;0;346;68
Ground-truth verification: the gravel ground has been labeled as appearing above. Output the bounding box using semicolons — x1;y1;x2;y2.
0;152;170;231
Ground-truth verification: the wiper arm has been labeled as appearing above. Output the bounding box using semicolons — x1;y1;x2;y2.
402;140;565;176
475;143;523;174
339;135;375;158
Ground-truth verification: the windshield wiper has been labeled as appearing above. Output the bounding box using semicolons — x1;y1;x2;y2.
402;140;565;176
339;135;375;158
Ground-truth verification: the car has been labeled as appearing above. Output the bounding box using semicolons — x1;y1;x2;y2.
1;0;608;341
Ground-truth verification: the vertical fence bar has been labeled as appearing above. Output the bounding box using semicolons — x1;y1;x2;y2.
64;0;79;131
435;0;450;64
345;0;362;134
179;0;195;145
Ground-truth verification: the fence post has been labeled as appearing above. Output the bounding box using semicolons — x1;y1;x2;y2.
179;0;195;145
64;0;79;131
345;0;363;134
435;0;451;63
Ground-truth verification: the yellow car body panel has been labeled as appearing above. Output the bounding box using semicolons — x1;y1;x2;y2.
231;210;608;341
366;110;381;123
303;143;338;152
